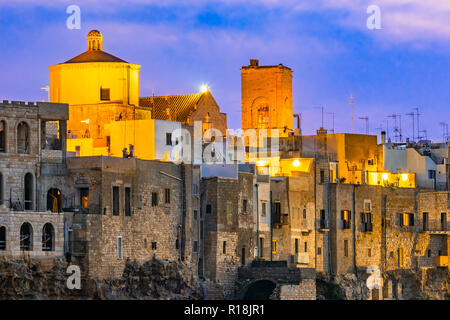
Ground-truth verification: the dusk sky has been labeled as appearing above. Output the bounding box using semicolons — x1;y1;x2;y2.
1;0;449;141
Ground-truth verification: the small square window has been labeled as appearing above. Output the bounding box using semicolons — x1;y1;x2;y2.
151;242;157;250
166;133;172;146
100;88;110;101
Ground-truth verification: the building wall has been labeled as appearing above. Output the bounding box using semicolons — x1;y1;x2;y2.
0;211;64;258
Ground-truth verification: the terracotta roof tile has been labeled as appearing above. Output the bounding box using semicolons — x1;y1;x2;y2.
139;93;203;123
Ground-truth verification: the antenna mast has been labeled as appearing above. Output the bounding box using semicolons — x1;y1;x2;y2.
349;94;354;133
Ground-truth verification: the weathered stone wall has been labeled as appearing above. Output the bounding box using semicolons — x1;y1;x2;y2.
0;211;64;258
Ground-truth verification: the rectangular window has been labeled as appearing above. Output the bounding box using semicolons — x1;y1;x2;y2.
193;240;198;253
320;170;325;183
100;87;110;101
428;170;436;179
423;212;428;231
165;188;170;204
151;192;158;206
166;133;172;146
206;204;212;214
200;221;204;240
223;241;227;254
320;210;326;229
303;209;307;220
341;210;351;229
441;213;447;231
318;247;322;255
151;242;157;250
304;241;308;252
194;210;198;220
368;248;372;257
242;199;247;213
272;240;277;254
344;240;348;257
80;188;89;209
295;238;299;254
117;236;123;259
259;237;264;258
112;186;120;216
125;187;131;216
261;202;266;216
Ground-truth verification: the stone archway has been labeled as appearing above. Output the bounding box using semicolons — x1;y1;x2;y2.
241;279;277;300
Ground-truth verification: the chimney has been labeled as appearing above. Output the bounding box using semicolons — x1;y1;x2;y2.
381;131;386;144
250;59;259;67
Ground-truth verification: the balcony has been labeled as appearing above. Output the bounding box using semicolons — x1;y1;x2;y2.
434;256;448;268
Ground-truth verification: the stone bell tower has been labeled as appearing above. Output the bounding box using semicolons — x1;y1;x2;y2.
241;59;293;137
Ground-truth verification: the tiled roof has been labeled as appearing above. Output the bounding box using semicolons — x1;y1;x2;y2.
139;93;204;123
64;50;128;63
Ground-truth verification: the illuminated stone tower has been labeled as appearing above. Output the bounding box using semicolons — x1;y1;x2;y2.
241;59;293;136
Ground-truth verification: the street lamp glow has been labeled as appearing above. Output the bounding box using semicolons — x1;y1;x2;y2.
382;173;389;181
200;84;209;93
257;160;266;167
292;159;301;167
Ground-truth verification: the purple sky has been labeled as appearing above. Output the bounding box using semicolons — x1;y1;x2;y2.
1;0;450;142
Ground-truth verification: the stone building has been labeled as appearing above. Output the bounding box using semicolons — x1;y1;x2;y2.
200;169;257;298
63;156;201;281
0;100;68;259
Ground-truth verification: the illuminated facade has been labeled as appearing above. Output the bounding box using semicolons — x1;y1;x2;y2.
241;59;293;137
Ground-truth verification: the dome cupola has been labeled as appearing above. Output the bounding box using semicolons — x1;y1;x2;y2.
87;29;103;51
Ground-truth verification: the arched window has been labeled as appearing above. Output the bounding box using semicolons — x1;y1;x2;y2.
24;173;33;210
47;188;62;213
0;120;6;152
42;223;54;251
20;222;33;251
0;226;6;250
257;103;269;129
17;121;29;154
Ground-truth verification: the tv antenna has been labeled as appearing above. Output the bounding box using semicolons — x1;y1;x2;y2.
359;116;369;134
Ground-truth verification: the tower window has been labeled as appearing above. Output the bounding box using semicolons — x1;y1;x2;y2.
112;186;120;216
100;88;110;101
0;120;5;152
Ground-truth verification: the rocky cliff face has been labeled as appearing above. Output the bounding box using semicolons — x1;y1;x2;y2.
0;256;202;300
316;269;449;300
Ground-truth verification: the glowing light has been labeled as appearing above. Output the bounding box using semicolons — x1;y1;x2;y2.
401;173;408;181
382;173;389;181
257;160;266;167
292;159;301;167
200;84;209;93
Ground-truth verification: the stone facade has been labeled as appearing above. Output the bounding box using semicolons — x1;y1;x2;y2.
0;100;68;260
